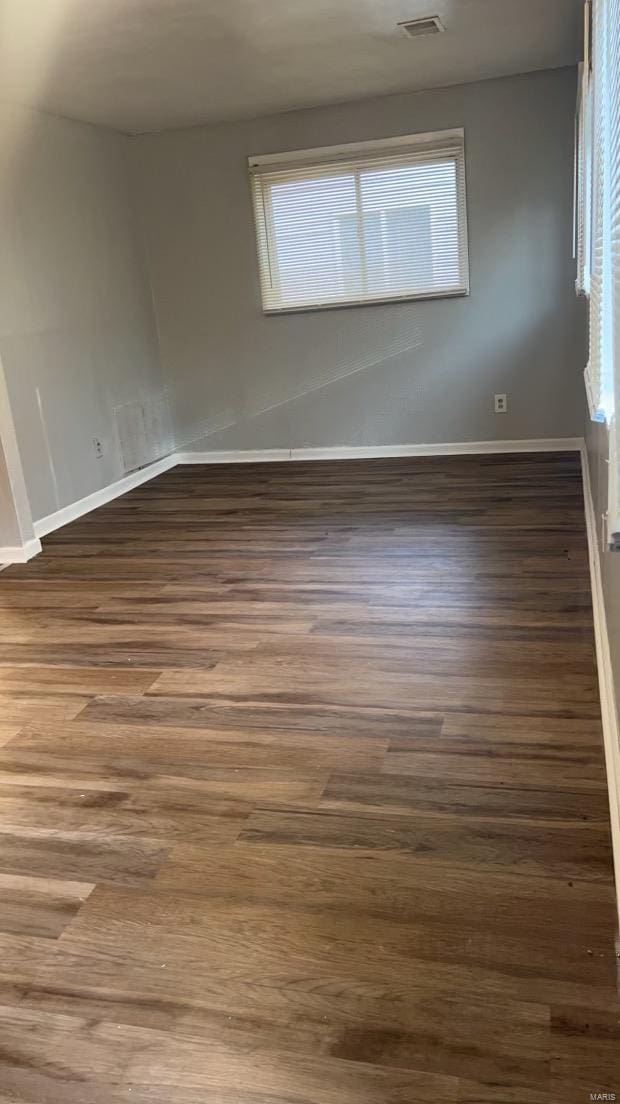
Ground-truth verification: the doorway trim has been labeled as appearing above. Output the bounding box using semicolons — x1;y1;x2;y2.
0;355;40;563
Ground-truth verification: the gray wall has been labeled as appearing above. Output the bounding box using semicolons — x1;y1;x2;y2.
0;103;166;523
132;66;585;453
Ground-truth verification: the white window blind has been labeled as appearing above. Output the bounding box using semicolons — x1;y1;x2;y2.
575;58;593;295
585;0;610;422
582;0;620;545
608;0;620;542
249;129;469;314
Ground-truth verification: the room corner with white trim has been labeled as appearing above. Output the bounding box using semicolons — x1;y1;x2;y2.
0;1;619;1099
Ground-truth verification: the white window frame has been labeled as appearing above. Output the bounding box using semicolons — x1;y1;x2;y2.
575;62;593;297
580;0;620;547
249;128;470;315
585;0;615;424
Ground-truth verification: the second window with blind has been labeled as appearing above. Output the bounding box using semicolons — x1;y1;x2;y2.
249;129;469;314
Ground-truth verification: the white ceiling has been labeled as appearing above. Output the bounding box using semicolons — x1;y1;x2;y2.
0;0;582;134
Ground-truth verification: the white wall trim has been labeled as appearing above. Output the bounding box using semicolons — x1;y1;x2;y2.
176;437;583;464
0;537;42;564
0;353;37;549
176;448;292;464
580;441;620;917
23;437;584;542
33;454;178;539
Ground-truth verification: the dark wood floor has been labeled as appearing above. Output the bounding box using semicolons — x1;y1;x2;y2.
0;452;618;1103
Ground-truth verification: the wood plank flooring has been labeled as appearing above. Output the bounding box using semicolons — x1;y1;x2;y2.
0;452;618;1103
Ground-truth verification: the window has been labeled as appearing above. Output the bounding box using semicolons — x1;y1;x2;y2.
578;0;620;544
575;60;593;296
607;0;620;544
582;0;614;424
249;129;469;314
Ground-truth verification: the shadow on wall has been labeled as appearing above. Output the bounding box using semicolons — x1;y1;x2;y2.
130;67;587;455
177;310;424;450
0;0;165;524
180;292;580;454
0;31;589;500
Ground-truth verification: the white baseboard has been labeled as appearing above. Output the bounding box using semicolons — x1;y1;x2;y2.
177;437;583;465
176;448;292;464
33;454;178;539
580;442;620;917
0;537;42;564
24;437;585;543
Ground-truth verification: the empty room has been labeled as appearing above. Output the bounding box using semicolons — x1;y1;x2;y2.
0;0;619;1100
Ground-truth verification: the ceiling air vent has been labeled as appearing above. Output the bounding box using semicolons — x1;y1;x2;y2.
398;15;445;38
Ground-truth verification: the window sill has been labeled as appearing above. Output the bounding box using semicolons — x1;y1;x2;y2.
261;285;470;316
